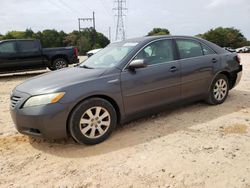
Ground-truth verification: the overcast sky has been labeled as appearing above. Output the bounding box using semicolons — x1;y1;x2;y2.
0;0;249;41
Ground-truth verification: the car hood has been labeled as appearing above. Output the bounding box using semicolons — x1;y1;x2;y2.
15;67;106;95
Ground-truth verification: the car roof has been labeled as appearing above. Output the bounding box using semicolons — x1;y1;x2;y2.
115;35;203;42
112;35;227;54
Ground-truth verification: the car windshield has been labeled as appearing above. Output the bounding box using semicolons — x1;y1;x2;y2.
79;42;138;69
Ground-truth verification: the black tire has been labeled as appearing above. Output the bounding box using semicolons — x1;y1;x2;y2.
206;74;229;105
69;98;117;145
49;58;68;71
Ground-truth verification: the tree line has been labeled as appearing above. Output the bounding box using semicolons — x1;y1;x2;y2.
0;27;249;53
0;28;110;55
147;27;250;49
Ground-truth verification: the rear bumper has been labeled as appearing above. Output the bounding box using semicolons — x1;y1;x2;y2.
232;65;242;88
69;56;79;65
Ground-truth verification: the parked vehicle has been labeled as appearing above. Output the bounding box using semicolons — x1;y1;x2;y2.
0;39;79;73
236;46;250;53
10;36;242;145
86;48;103;57
244;46;250;53
223;47;236;52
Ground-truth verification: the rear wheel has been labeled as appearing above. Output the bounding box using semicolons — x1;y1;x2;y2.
50;58;68;71
206;74;229;105
69;98;117;145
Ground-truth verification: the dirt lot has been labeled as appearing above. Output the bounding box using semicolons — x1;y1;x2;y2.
0;54;250;188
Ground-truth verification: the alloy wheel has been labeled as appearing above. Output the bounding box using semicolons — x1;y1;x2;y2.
213;79;228;101
55;60;67;69
79;106;111;139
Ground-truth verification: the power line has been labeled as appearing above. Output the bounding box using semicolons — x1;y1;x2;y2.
74;0;93;13
51;0;92;17
58;0;83;16
99;0;113;17
47;0;77;16
113;0;127;41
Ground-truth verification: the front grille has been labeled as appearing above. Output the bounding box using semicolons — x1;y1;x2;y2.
10;95;22;109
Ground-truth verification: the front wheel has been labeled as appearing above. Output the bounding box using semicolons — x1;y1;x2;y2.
206;74;229;105
69;98;117;145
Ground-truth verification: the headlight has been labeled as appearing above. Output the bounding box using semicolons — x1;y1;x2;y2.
23;92;65;108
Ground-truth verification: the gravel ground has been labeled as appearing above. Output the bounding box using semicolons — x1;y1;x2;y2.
0;54;250;188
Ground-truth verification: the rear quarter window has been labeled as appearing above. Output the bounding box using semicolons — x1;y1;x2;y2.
18;41;39;53
201;44;216;55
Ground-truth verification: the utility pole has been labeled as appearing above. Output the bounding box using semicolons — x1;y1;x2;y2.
113;0;127;41
108;26;111;41
78;11;96;32
93;11;96;30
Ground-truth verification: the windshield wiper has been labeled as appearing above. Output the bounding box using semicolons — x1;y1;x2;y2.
81;65;94;69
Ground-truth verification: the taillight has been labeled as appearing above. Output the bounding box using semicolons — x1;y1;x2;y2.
235;54;241;64
74;48;78;57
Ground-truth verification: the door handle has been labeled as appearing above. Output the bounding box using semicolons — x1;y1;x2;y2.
170;66;178;72
212;58;217;63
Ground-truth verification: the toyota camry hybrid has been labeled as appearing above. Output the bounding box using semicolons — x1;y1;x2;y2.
10;36;242;145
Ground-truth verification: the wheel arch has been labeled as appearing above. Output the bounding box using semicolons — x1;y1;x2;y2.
213;70;236;90
66;94;121;136
50;54;69;66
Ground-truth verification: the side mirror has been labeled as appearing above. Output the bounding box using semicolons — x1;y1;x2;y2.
128;59;147;70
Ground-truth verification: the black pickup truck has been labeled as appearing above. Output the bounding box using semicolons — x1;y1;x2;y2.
0;39;79;73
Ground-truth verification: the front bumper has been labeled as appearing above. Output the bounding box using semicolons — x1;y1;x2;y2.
10;90;70;139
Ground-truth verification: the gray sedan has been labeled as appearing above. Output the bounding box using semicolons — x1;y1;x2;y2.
10;36;242;144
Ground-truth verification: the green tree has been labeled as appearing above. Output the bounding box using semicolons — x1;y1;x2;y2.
3;31;26;39
96;32;110;48
64;29;110;55
58;31;67;46
24;29;35;38
198;27;249;48
38;29;64;47
63;30;79;46
0;28;110;54
147;28;170;36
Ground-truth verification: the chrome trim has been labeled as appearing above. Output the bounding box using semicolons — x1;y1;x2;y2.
108;79;119;83
10;95;22;109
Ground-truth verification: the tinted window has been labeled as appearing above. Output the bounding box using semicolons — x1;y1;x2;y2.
135;39;174;65
18;41;39;52
176;39;203;59
0;42;16;53
202;44;215;55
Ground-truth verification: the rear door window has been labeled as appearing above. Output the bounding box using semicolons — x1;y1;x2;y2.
0;41;17;53
18;41;39;53
176;39;203;59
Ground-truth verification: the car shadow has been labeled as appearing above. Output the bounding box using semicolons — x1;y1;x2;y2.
29;89;250;158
